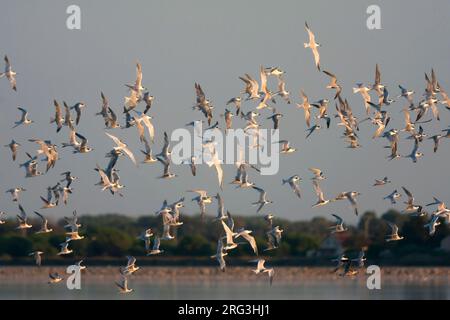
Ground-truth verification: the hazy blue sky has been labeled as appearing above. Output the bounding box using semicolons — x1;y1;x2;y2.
1;1;450;223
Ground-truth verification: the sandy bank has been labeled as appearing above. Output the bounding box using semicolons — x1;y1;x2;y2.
1;266;450;282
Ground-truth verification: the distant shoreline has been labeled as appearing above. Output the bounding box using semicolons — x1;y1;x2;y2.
1;266;450;282
3;256;450;267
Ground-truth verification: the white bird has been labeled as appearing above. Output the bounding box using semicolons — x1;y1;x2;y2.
20;153;42;178
273;76;290;104
57;240;73;255
4;139;20;161
120;256;140;275
236;164;255;188
64;210;81;233
304;22;321;70
398;85;415;103
116;276;133;294
14;107;33;128
157;156;177;179
95;164;123;194
48;272;63;284
298;89;312;128
76;260;87;271
309;168;326;181
140;136;157;164
0;211;6;225
239;73;260;100
205;145;223;189
332;254;349;273
143;92;154;114
252;259;274;286
428;197;450;219
265;226;283;251
278;140;296;154
70;102;87;126
181;156;197;176
333;191;361;216
402;186;422;213
264;214;274;229
226;97;242;115
351;250;367;269
40;187;58;209
353;83;371;114
147;236;164;255
384;190;402;205
251;186;273;213
6;187;26;202
161;223;174;240
168;198;185;226
234;228;258;255
282;175;302;198
329;214;347;233
66;230;85;241
373;177;391;186
138;228;154;244
0;55;17;91
73;132;94;154
125;62;145;103
385;221;404;242
34;211;53;234
424;215;441;236
214;193;227;221
221;220;238;251
210;239;227;272
189;189;212;219
29;251;43;266
134;111;155;143
105;132;137;166
312;180;330;207
16;204;32;229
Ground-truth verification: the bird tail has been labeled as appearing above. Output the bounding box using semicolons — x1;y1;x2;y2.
303;43;309;48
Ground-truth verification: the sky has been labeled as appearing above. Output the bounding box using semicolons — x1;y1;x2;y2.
0;0;450;224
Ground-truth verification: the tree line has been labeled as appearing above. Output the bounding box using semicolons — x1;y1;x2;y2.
0;210;449;265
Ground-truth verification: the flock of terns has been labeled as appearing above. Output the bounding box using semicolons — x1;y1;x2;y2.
1;21;450;294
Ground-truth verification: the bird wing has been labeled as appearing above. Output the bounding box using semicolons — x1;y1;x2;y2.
135;62;143;90
221;220;234;244
289;180;301;198
34;211;46;222
105;132;123;147
189;189;207;198
331;214;343;225
241;232;258;255
402;186;414;202
134;117;145;141
122;146;137;166
308;167;322;177
313;180;324;201
142;117;155;142
387;221;398;234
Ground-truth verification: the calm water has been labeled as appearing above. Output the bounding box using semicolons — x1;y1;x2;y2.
1;278;449;299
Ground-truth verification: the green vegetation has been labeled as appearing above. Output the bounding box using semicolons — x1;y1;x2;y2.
1;210;450;265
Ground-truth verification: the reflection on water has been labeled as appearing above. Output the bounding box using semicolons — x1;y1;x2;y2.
1;277;449;300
